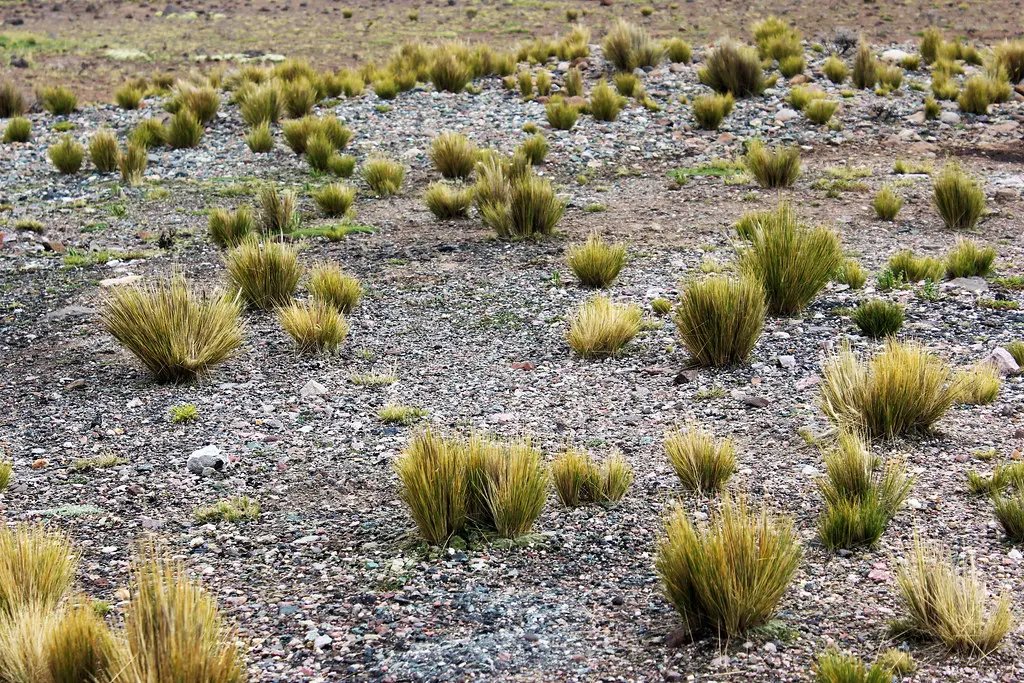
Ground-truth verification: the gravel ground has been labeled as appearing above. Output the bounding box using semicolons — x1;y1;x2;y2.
1;40;1024;682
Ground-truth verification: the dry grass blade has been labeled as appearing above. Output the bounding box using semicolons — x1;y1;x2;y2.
101;275;243;383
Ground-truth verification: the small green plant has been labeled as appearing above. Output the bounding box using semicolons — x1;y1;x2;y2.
656;496;801;637
851;299;904;338
379;404;427;425
566;232;627;288
692;92;734;130
814;649;895;683
169;404;198;423
674;275;765;366
551;447;633;507
664;425;735;494
933;161;985;231
279;299;349;353
119;142;147;186
872;185;903;220
993;491;1024;542
744;141;800;188
363;157;405;196
195;496;260;523
257;186;297;234
887;249;944;282
307;262;363;314
48;135;85;174
566;295;642;358
822;55;848;83
225;238;303;309
518;133;548;165
651;298;672;315
313;183;356;217
804;99;838;125
165;110;204;149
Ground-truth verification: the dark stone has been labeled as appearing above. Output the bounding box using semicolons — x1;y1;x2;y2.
673;369;698;385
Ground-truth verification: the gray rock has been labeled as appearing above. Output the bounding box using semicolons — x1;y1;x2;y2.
775;108;799;122
99;274;142;288
940;111;961;125
44;305;96;320
985;347;1020;376
776;355;796;369
881;49;911;63
187;445;227;475
942;276;988;293
300;379;328;398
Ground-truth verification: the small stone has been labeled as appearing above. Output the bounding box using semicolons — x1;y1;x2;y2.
881;48;911;63
741;396;770;409
776;355;796;369
187;445;227;475
300;379;328;398
313;634;332;649
796;375;821;390
775;107;799;122
763;642;778;653
99;274;142;288
1008;548;1023;561
673;369;698;385
939;111;960;125
941;276;987;293
801;465;820;476
985;347;1020;376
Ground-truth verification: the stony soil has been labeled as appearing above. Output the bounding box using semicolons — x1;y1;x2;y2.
2;23;1024;683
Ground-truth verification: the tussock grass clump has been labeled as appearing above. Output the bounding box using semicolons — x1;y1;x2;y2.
954;363;1000;405
245;121;274;153
968;464;1023;497
172;84;220;123
993;491;1024;542
817;432;913;549
664;425;735;494
281;78;317;118
589;79;625;122
804;99;838;125
933;161;985;231
240;83;281;126
304;133;334;172
39;85;77;115
279;299;349;353
663;37;692;63
258;185;297;234
329;154;356;178
779;55;805;78
101;275;243;383
656;497;801;637
3;116;31;143
958;75;993;114
395;431;548;543
545;98;579;130
920;27;942;64
692;92;734;130
517;69;534;99
0;462;10;491
0;525;77;617
893;535;1013;654
945;237;995;278
744;140;800;188
314;183;356;217
48;135;85;174
130;117;166;148
995;39;1024;83
431;131;476;179
165;110;204;149
788;85;824;111
822;55;848;83
119;141;147;186
566;295;642;358
373;75;398;99
0;79;26;117
739;202;842;315
477;166;564;239
851;299;904;338
602;19;662;72
564;67;583;97
752;15;802;61
88;129;119;173
674;275;765;366
225;238;303;309
42;600;121;683
115;83;143;109
379;404;427;425
698;41;765;97
819;340;962;438
424;182;472;219
363;157;405;196
613;72;639;97
872;185;903;220
124;547;246;683
308;262;363;314
836;259;867;289
518;133;548;165
551;448;633;507
282;115;353;154
534;69;552;96
195;496;260;523
814;649;894;683
567;232;626;288
208;205;255;248
888;249;944;282
852;40;879;89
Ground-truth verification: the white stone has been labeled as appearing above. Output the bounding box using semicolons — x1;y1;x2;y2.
300;379;328;398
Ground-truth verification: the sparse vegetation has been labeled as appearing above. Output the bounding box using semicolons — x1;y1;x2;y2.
566;295;642;359
566;232;626;288
279;299;349;352
933;161;985;231
195;496;260;522
225;238;303;309
674;275;765;366
744;141;800;188
363;157;405;196
851;299;904;338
